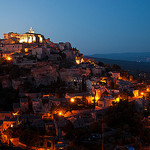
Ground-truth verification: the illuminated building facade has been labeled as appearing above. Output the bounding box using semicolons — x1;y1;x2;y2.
4;27;44;44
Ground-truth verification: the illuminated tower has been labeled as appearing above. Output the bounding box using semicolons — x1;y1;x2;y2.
29;27;34;33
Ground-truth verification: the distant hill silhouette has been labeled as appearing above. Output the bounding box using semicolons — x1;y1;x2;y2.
89;52;150;62
86;56;150;75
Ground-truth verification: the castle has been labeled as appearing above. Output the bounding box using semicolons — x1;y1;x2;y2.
0;28;45;53
4;27;44;44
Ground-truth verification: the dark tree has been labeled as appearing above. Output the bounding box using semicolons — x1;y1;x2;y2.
97;61;104;67
112;64;121;71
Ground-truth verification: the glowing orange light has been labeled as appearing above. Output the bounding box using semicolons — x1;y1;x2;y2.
91;97;95;103
70;98;75;103
76;60;80;64
115;97;120;102
100;79;106;83
6;57;12;61
59;112;62;116
25;48;28;52
43;94;49;97
12;111;19;116
95;96;99;101
146;88;150;92
133;90;139;97
141;92;144;96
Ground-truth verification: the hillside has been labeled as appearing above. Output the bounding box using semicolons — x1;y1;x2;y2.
86;56;150;75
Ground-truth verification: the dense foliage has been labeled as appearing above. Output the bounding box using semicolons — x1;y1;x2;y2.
105;100;150;143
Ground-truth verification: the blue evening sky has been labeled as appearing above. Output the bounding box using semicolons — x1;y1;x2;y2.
0;0;150;55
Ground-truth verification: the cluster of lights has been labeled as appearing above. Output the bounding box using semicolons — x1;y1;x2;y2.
57;98;76;116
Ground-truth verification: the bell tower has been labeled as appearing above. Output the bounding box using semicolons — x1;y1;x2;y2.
29;27;34;33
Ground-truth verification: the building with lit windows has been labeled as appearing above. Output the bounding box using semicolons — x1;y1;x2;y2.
4;27;45;44
0;28;45;54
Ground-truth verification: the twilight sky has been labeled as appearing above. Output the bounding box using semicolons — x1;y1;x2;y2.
0;0;150;55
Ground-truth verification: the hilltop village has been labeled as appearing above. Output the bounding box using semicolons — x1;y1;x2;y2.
0;28;150;150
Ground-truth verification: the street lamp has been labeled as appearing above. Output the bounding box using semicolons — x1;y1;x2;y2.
58;111;62;116
6;56;12;61
141;92;145;99
70;98;75;103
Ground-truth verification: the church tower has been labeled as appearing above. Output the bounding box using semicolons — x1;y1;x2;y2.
29;27;34;34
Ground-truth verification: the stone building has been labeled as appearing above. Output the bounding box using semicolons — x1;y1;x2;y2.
4;27;44;44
